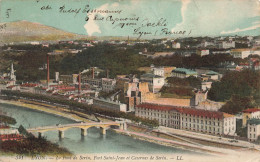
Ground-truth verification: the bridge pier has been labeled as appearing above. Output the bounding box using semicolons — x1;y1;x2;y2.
81;128;87;136
38;132;43;138
59;130;64;139
100;127;106;135
120;123;127;131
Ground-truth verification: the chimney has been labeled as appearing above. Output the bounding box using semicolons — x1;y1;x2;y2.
92;67;95;79
106;69;109;78
78;73;81;94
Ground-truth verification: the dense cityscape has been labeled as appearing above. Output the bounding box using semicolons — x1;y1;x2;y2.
0;34;260;159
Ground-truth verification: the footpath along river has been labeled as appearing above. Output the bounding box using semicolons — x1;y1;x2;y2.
0;102;198;155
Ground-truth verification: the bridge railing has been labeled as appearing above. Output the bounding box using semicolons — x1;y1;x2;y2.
27;121;125;131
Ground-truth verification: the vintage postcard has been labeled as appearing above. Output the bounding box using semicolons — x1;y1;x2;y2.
0;0;260;161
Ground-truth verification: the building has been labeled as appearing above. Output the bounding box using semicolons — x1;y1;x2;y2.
230;49;260;59
242;108;260;127
84;78;102;90
101;78;116;92
172;42;181;49
247;119;260;142
218;41;235;49
135;103;236;136
59;74;78;84
172;68;198;78
201;71;220;81
10;63;16;82
190;90;224;111
20;83;38;93
93;98;127;112
140;73;165;93
150;65;164;77
196;49;209;57
124;79;152;112
164;66;176;78
201;82;212;91
201;41;215;48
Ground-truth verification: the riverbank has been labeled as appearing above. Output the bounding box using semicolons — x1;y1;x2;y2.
0;99;214;155
0;136;72;156
0;99;258;158
0;99;92;123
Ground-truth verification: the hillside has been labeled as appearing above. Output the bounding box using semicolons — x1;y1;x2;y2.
0;20;87;43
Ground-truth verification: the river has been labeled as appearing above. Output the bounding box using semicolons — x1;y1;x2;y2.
0;103;196;155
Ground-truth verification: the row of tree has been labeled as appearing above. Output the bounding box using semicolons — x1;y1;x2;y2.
2;43;243;82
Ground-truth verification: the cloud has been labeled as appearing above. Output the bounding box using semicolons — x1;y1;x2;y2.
171;0;260;36
220;24;260;34
171;0;191;32
84;3;109;36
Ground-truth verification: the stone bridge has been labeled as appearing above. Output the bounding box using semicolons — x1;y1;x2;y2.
27;121;127;139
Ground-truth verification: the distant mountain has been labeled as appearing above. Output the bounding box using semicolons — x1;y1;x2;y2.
0;20;87;44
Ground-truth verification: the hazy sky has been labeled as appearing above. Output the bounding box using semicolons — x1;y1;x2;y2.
1;0;259;38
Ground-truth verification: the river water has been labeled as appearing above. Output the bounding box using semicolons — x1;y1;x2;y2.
0;103;196;155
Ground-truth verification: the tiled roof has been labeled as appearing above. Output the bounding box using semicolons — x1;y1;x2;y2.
136;103;225;119
172;68;197;75
231;48;250;52
242;108;260;113
206;71;219;75
21;83;38;87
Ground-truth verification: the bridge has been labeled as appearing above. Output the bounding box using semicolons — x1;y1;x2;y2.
27;121;127;139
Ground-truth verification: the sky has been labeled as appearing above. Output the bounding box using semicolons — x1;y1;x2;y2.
0;0;259;38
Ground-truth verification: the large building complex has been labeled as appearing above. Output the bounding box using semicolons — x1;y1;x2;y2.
135;103;236;136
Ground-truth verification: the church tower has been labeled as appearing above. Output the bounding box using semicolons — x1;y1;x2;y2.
10;63;16;81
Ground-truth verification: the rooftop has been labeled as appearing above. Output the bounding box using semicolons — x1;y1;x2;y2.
231;48;251;52
206;71;219;75
242;108;260;113
172;68;197;75
136;103;228;119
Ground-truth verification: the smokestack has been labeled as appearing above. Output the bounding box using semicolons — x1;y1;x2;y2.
92;67;94;79
106;69;109;78
78;73;81;94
